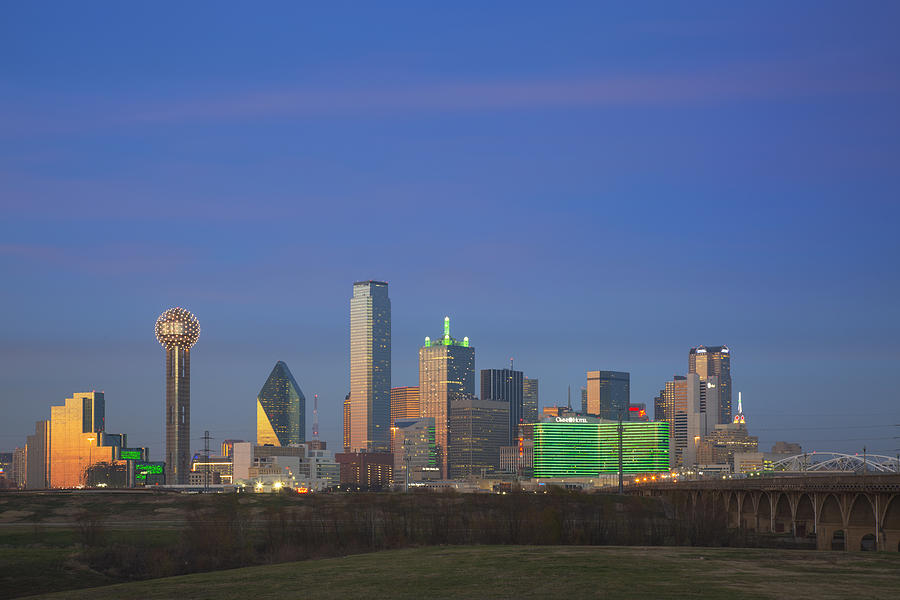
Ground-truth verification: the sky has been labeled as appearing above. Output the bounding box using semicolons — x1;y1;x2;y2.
2;2;899;459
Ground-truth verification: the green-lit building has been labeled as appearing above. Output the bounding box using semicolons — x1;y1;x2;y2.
532;417;669;478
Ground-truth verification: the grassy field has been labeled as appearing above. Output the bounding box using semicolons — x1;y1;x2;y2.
21;545;900;600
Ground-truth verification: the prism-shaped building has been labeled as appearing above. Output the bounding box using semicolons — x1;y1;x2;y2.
257;361;306;446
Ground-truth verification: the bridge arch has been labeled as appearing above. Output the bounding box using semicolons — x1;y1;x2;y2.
774;493;792;534
757;491;772;533
727;492;739;528
846;494;876;551
795;493;815;538
816;494;844;550
883;496;900;551
740;492;757;530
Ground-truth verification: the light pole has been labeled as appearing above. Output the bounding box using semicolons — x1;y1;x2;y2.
403;438;411;492
617;410;624;494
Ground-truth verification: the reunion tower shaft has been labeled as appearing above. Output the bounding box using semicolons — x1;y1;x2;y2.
155;307;200;485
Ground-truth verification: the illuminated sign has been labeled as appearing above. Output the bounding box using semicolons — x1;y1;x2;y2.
135;462;164;482
555;416;588;423
119;448;143;460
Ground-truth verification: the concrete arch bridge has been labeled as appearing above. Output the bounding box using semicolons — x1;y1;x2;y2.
632;474;900;552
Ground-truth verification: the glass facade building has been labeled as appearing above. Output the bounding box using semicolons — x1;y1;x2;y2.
661;375;688;467
349;281;391;452
523;377;539;424
390;386;420;427
155;307;200;485
585;371;630;420
689;345;733;425
480;368;523;445
418;316;474;479
532;419;669;478
257;361;306;446
49;392;123;488
448;397;509;479
25;420;50;489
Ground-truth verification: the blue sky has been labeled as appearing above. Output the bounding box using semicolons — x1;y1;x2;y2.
2;2;899;458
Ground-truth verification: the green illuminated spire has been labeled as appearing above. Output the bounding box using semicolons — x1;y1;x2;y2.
444;316;450;337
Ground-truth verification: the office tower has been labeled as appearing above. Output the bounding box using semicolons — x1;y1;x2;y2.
419;316;475;479
392;417;439;485
660;375;688;467
689;345;732;425
585;371;630;420
342;393;351;452
349;280;391;452
685;373;716;467
49;392;123;488
25;420;50;489
653;388;665;421
580;386;587;414
480;368;523;445
155;306;200;485
523;377;539;424
257;361;306;446
448;397;509;479
532;417;669;478
11;448;26;488
390;386;420;427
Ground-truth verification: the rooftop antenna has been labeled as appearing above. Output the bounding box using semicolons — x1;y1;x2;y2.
510;357;514;370
313;394;319;441
567;385;572;410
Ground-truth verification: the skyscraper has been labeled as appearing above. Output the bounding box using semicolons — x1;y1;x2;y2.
25;420;49;489
449;397;509;479
523;377;539;423
155;307;200;485
342;393;351;452
660;375;688;467
480;368;523;445
419;316;474;479
49;392;123;488
689;345;732;425
349;281;391;452
257;361;306;446
585;371;630;420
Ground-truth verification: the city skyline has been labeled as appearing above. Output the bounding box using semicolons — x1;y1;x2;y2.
2;3;898;461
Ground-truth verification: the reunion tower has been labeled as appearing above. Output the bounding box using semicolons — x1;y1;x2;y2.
155;307;200;485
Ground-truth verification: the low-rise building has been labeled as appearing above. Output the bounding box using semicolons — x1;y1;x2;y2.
335;452;393;489
696;423;758;471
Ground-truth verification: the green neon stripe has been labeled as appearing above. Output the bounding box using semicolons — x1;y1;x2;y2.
533;422;669;477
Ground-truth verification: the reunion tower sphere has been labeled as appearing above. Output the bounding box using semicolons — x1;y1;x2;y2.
155;307;200;349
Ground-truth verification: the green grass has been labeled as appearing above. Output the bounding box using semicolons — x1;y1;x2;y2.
21;546;900;600
0;548;118;599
